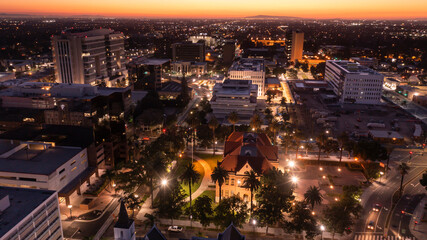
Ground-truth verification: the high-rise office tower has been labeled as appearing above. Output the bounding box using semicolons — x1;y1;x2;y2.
286;30;304;64
172;41;205;62
52;29;128;86
222;40;236;65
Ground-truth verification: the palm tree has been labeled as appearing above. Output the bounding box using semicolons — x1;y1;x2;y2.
208;117;219;155
398;162;410;195
304;186;323;209
180;162;201;216
250;113;262;132
142;151;167;208
337;132;349;163
316;134;328;165
228;111;239;132
268;119;280;145
304;142;315;157
211;166;229;202
385;146;395;177
242;170;261;214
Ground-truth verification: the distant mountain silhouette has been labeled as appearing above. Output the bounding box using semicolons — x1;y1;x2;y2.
244;15;302;20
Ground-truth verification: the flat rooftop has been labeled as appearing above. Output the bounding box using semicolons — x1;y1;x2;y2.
0;187;55;237
130;58;170;66
0;141;82;175
229;58;265;72
327;60;381;75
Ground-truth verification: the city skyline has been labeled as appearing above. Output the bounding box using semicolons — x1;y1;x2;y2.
2;0;427;19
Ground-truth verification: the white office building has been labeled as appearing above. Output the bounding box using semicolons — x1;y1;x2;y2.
0;187;63;240
52;29;128;86
325;60;384;105
210;79;258;122
0;140;88;204
228;58;265;97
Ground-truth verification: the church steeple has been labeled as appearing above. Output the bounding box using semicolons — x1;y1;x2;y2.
114;200;135;240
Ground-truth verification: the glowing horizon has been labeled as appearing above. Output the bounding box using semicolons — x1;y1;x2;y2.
2;0;427;19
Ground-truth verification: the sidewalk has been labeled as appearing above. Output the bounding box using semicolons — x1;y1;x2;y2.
135;188;160;221
410;195;427;240
184;154;212;202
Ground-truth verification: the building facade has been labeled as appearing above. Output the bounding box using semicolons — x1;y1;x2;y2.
210;79;257;122
228;58;265;97
0;187;63;240
216;132;278;203
171;42;205;62
325;60;384;105
52;29;128;86
289;31;304;64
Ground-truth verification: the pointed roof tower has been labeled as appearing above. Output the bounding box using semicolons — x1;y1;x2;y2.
115;200;134;229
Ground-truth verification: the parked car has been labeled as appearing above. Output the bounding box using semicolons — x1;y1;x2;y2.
168;226;183;232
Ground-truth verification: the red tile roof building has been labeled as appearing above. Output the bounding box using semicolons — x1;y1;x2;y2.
215;132;278;202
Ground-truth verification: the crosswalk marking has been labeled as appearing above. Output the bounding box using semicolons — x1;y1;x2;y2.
353;234;417;240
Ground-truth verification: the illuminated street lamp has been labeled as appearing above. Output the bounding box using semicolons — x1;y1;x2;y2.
320;225;325;240
379;171;384;183
325;130;329;134
68;205;73;219
161;179;168;186
291;176;298;185
288;161;295;168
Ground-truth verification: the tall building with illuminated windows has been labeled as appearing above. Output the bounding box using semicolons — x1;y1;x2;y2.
228;58;265;97
325;60;384;105
52;29;128;86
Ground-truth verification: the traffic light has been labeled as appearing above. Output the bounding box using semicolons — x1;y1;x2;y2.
409;151;413;160
162;128;166;133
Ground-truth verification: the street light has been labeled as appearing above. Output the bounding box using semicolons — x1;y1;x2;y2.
68;205;73;219
325;130;329;134
379;171;384;183
161;178;168;186
291;176;298;184
252;219;257;233
288;161;295;168
320;225;325;240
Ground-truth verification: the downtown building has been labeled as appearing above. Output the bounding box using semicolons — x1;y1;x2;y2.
286;30;304;64
0;187;63;240
325;60;384;105
210;79;258;123
171;41;205;62
52;28;128;86
228;58;265;97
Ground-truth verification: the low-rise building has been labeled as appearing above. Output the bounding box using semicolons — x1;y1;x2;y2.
171;61;207;76
0;187;63;240
0;72;15;82
216;132;278;203
157;81;194;100
210;79;257;123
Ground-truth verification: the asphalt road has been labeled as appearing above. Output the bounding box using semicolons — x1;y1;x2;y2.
354;150;427;239
63;198;120;239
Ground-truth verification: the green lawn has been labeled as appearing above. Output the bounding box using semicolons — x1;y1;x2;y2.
177;157;205;197
184;190;216;209
194;153;222;170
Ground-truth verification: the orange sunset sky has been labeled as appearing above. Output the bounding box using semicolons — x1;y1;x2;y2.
2;0;427;19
